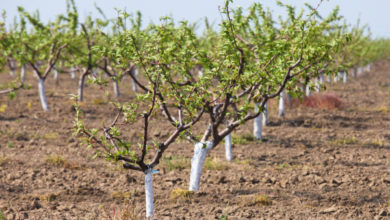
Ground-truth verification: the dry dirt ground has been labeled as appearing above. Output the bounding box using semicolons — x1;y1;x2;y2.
1;60;390;220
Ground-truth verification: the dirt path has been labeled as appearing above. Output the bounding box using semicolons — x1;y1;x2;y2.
1;60;390;219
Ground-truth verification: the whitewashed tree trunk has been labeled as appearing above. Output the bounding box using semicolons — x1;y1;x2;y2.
38;78;49;111
343;71;348;83
9;61;15;77
20;64;26;83
78;74;86;101
253;102;263;140
262;102;268;126
368;64;372;72
358;67;363;75
113;80;120;98
131;67;138;92
305;83;311;96
327;75;332;83
278;91;285;117
145;168;154;219
352;68;357;78
71;67;76;79
53;65;59;84
189;141;213;191
224;123;233;161
93;69;98;77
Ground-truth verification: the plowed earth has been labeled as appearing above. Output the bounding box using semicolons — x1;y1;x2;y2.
1;60;390;219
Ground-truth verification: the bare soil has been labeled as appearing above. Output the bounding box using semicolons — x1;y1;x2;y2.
1;60;390;219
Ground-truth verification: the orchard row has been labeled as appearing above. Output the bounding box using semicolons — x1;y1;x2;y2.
1;0;390;218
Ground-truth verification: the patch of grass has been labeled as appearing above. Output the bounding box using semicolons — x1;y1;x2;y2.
204;156;229;171
40;193;58;202
253;194;271;206
0;210;6;220
0;157;9;166
160;156;190;171
371;139;385;147
332;136;358;146
42;132;59;139
99;199;139;220
232;134;257;145
92;98;106;105
45;154;83;169
6;141;14;148
170;188;194;201
111;191;133;202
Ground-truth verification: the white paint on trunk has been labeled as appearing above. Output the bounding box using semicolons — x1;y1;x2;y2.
189;141;213;191
314;77;321;92
358;67;363;75
53;65;58;79
145;168;154;219
327;75;332;83
343;71;348;84
131;67;138;92
93;69;98;77
352;68;357;78
71;67;76;79
305;83;311;96
224;132;233;161
20;65;26;83
113;80;120;98
254;102;263;140
198;70;204;78
368;64;372;72
278;91;285;117
262;102;268;126
78;75;85;101
10;61;15;76
38;78;49;111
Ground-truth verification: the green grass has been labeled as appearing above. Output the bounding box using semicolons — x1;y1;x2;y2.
204;156;230;171
160;156;191;171
232;134;258;145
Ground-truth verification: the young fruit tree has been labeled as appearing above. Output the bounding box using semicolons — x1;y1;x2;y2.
185;0;347;191
74;18;208;218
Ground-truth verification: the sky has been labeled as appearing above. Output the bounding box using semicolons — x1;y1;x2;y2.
1;0;389;38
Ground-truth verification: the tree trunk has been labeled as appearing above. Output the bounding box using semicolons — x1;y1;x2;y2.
9;61;15;77
189;141;213;191
53;66;59;85
131;67;138;92
254;102;263;140
278;91;285;117
20;64;26;83
352;68;357;78
113;80;120;98
145;168;154;219
262;102;268;126
343;71;348;83
38;78;49;111
71;67;76;79
224;122;233;161
305;83;311;96
78;73;86;101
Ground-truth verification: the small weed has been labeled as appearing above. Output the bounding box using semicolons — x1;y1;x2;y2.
219;214;228;220
232;134;257;145
92;98;106;105
42;132;59;139
40;193;58;202
170;188;194;201
6;141;14;148
0;104;7;112
274;163;289;171
45;154;65;166
99;199;139;220
332;136;357;146
112;191;133;202
253;194;271;206
0;210;6;220
0;157;9;166
204;156;229;171
45;154;82;169
371;139;385;147
160;156;190;171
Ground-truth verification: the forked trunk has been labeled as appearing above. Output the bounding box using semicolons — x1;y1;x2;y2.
145;168;154;219
38;78;49;111
254;102;263;140
189;141;213;191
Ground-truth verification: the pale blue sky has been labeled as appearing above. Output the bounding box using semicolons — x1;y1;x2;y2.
1;0;389;38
